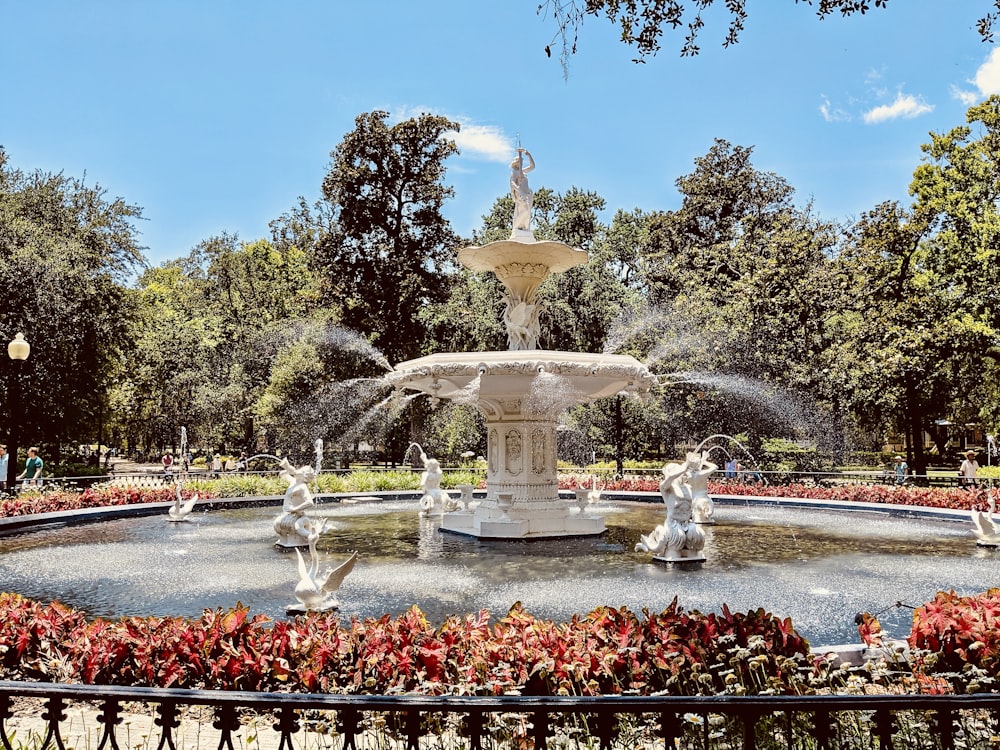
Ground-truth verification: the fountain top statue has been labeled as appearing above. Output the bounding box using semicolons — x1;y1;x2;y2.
457;145;587;351
510;148;535;240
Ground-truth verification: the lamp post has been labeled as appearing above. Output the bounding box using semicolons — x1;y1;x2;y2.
6;333;30;491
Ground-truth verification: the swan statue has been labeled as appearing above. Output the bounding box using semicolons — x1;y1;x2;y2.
287;539;358;614
972;510;1000;546
167;485;199;522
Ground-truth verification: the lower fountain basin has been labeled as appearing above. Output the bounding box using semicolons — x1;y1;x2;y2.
0;499;989;646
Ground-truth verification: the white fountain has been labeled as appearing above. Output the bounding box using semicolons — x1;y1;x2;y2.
388;149;657;539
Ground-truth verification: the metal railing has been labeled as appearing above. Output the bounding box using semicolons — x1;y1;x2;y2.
3;680;1000;750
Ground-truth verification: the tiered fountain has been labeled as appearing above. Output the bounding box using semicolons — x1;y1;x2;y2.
388;149;657;538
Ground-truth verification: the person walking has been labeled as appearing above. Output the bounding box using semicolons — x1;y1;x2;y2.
960;449;980;489
17;447;43;487
893;455;908;485
0;445;7;492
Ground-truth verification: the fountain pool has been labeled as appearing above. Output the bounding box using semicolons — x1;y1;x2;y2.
0;498;992;646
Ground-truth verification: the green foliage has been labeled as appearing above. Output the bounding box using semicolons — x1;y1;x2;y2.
316;110;460;365
0;148;144;456
122;233;325;455
636;139;841;453
540;1;993;64
440;469;483;489
758;438;834;472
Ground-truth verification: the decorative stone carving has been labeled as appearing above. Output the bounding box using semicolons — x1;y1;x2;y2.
494;262;550;279
489;429;498;474
505;430;523;475
531;428;546;475
503;299;542;350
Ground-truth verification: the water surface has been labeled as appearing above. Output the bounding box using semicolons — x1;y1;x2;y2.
0;499;991;645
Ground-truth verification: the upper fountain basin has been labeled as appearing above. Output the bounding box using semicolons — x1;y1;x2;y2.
457;239;588;302
388;350;657;404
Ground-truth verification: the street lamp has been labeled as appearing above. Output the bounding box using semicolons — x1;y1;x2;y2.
7;333;30;491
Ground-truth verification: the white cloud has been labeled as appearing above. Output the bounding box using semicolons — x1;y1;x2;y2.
449;123;513;163
862;92;934;124
951;84;979;106
819;95;851;123
974;47;1000;96
391;106;513;163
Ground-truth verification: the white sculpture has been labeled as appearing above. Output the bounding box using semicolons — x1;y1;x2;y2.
413;444;458;516
167;484;199;522
509;148;535;239
972;495;1000;546
635;454;708;562
504;299;541;350
390;150;659;539
287;538;357;614
274;458;322;548
687;452;718;524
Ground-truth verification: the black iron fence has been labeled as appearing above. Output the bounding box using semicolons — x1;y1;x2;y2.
3;681;1000;750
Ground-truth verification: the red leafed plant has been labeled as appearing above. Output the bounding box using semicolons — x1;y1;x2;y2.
0;593;814;696
0;486;212;518
909;588;1000;682
557;475;993;512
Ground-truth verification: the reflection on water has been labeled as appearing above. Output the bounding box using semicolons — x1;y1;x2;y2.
0;499;991;646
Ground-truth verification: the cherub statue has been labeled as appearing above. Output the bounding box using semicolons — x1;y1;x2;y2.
683;451;718;524
416;446;457;515
636;454;709;561
279;458;316;513
274;457;321;548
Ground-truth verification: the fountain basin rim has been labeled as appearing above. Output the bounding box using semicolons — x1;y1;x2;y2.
0;490;978;539
457;239;588;274
388;350;658;399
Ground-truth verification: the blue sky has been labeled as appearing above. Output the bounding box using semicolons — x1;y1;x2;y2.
3;1;999;266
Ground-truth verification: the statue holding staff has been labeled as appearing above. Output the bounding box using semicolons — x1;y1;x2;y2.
510;148;535;235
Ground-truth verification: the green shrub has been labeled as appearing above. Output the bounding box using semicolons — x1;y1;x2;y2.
441;470;483;489
346;470;379;492
317;472;347;494
374;470;419;491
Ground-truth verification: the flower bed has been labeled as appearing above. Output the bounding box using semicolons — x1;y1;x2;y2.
559;474;993;512
0;486;207;518
3;587;999;697
0;593;811;694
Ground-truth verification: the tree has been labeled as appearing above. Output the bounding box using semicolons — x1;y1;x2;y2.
0;148;144;462
638;140;841;453
315;110;461;366
122;234;324;456
540;0;997;64
900;95;1000;457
